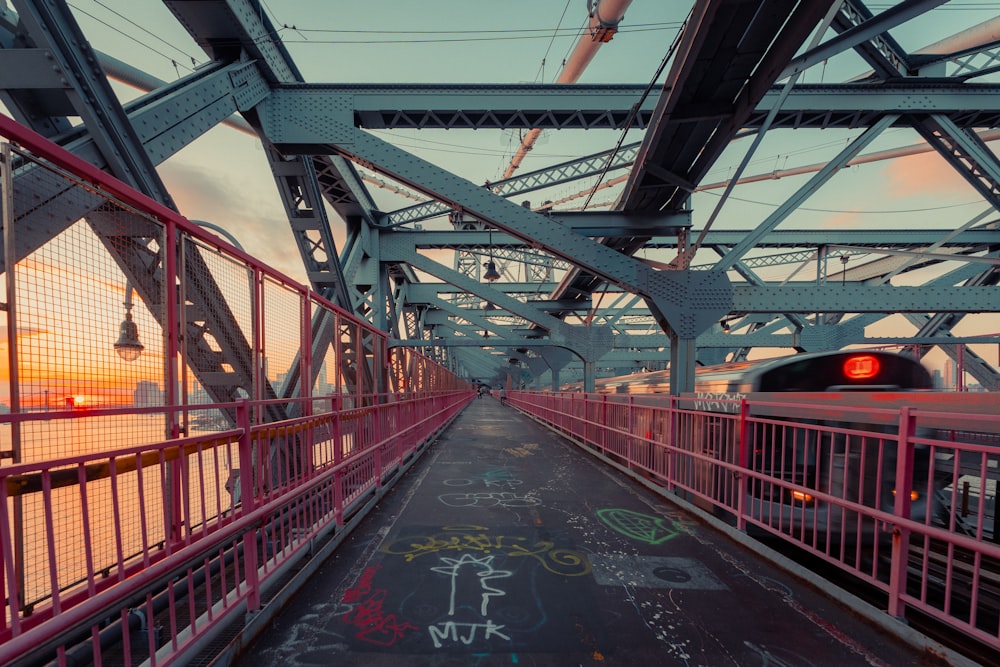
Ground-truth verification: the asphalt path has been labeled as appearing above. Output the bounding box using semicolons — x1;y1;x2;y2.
241;396;947;666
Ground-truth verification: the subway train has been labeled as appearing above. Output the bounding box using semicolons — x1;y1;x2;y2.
562;349;934;395
562;350;942;546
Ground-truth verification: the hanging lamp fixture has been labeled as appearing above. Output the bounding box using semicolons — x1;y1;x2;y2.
483;226;500;282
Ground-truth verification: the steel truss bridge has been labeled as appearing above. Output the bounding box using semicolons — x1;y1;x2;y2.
2;0;1000;395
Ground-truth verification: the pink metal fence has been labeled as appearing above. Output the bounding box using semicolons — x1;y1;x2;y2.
0;391;469;665
509;389;1000;654
0;118;475;664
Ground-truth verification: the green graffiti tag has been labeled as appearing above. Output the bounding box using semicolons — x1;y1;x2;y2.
596;508;681;545
381;529;591;577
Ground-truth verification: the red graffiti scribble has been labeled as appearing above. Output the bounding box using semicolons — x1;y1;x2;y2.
342;565;380;604
340;566;418;646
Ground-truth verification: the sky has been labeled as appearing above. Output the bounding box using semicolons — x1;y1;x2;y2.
57;1;998;245
4;0;1000;380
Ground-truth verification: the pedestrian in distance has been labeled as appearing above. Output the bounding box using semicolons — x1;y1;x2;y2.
499;387;506;405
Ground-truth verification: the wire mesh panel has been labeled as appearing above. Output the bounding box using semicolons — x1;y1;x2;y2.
182;236;255;430
0;130;473;665
310;301;340;405
4;148;173;610
339;317;360;409
9;149;168;460
261;276;303;401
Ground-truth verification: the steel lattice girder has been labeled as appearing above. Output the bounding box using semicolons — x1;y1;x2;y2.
261;119;732;338
253;83;1000;133
390;246;614;362
2;57;267;267
385;142;643;226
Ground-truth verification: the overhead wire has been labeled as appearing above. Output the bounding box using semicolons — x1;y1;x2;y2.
534;0;574;82
697;189;984;215
581;14;688;210
277;24;681;45
69;1;201;71
278;22;678;36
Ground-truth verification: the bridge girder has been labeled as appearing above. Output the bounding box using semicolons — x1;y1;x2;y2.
4;0;1000;390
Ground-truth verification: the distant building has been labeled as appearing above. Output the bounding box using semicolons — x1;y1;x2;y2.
134;380;163;406
943;359;956;390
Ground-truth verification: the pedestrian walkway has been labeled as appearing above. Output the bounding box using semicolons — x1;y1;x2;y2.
241;397;953;666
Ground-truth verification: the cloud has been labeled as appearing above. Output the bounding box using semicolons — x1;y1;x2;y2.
159;159;311;282
881;150;972;199
817;210;865;229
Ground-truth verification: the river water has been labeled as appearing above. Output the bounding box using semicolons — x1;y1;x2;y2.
1;412;239;610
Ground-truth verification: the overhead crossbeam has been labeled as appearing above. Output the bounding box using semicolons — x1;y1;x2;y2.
263;84;657;130
263;119;733;339
385;142;642;226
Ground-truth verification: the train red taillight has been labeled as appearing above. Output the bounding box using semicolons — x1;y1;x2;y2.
842;354;880;380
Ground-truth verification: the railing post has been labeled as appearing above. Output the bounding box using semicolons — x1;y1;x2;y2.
163;214;184;552
236;400;260;612
2;142;26;613
373;394;383;447
627;395;635;466
667;396;678;491
887;406;916;619
601;395;608;453
332;395;342;465
736;398;750;531
568;393;574;434
332;395;344;527
375;404;384;490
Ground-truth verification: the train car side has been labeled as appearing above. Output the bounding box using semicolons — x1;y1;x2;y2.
583;351;942;546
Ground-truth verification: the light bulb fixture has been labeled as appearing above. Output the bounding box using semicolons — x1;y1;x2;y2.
114;286;144;362
720;320;730;333
483;260;501;282
482;226;500;282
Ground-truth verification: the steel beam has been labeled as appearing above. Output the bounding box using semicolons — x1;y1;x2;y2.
733;285;999;312
262;120;732;338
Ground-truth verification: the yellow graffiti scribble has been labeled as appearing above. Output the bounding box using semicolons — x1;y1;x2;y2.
504;443;540;458
382;530;590;577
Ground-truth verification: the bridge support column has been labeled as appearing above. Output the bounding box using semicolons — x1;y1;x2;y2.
538;348;573;391
643;269;732;394
669;334;698;395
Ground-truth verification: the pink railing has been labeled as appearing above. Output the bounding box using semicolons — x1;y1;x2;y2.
0;390;471;665
509;390;1000;653
0;116;476;664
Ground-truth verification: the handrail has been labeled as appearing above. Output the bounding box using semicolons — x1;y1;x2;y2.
508;388;1000;656
0;390;473;664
